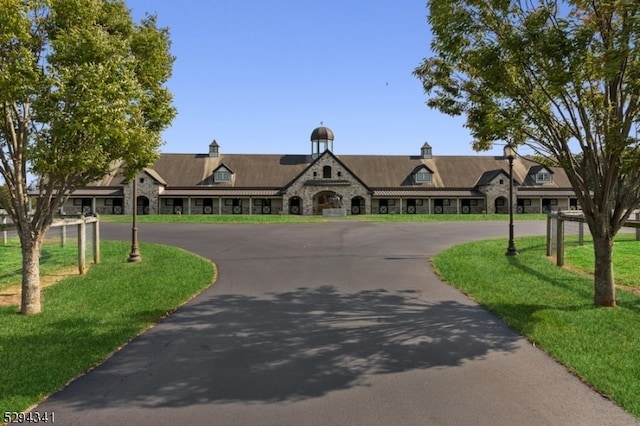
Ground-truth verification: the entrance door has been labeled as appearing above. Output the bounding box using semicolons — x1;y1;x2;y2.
261;199;271;214
461;199;471;214
232;199;242;214
203;198;213;214
173;198;183;214
379;199;389;214
314;191;335;215
406;199;416;214
351;197;363;215
434;199;444;214
112;199;123;214
289;198;301;215
81;198;92;215
137;196;150;215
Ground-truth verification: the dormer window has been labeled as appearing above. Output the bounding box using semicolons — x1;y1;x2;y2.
536;171;551;183
415;167;432;183
213;165;232;182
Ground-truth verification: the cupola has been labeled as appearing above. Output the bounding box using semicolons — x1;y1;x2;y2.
310;125;334;159
421;142;432;159
209;140;219;157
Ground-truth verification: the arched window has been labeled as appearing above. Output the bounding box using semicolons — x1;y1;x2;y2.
323;166;332;178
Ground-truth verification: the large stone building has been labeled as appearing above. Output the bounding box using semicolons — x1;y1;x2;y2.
60;126;577;216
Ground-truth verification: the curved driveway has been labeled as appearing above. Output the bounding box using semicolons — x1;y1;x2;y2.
34;221;638;425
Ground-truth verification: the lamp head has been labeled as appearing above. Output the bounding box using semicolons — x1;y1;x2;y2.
503;144;516;160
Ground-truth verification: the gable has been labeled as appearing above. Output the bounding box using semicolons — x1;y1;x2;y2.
528;165;554;184
282;150;371;193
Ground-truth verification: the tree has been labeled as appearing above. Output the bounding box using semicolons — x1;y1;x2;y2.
414;0;640;307
0;0;176;314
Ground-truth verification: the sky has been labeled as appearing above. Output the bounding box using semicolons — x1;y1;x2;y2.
126;0;507;157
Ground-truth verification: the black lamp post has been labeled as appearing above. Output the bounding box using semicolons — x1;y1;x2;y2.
127;177;142;263
504;144;518;256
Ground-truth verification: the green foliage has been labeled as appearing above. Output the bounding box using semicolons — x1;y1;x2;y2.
432;237;640;417
0;241;215;412
0;0;175;313
415;0;640;305
0;0;175;218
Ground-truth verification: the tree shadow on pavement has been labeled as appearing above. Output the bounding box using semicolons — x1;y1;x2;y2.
53;286;521;408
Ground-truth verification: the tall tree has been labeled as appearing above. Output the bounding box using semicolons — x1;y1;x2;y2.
414;0;640;307
0;0;176;314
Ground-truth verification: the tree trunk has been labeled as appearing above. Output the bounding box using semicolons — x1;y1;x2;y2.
20;233;44;315
592;233;616;307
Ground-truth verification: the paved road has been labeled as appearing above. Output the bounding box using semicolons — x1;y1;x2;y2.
33;221;638;425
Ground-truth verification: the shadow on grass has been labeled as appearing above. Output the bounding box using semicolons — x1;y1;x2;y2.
33;286;520;409
506;253;594;301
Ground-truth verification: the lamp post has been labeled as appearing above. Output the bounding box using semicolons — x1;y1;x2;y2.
504;144;518;256
127;177;142;262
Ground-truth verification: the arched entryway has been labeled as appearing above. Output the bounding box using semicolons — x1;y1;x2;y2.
351;196;365;215
289;197;302;215
314;191;342;215
495;196;508;214
137;196;150;215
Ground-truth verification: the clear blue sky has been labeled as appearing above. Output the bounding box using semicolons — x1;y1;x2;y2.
127;0;505;157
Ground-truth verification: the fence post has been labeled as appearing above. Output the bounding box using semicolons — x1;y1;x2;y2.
578;221;584;246
78;221;86;275
93;218;100;264
546;214;553;256
556;217;565;267
61;225;66;248
2;216;6;245
636;212;639;241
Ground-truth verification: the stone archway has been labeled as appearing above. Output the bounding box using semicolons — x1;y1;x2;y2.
495;196;508;214
288;197;302;215
137;196;150;215
314;191;341;215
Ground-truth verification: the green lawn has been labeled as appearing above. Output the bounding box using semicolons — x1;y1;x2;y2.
0;241;215;413
432;236;640;418
100;213;548;224
0;240;78;292
564;232;640;289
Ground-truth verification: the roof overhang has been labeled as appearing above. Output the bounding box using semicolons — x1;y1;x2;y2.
373;190;484;197
161;189;280;197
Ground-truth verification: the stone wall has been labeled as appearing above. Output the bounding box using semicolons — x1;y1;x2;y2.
123;173;161;215
282;153;370;215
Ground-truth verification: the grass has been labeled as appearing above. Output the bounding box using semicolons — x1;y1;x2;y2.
0;239;78;292
564;232;640;289
99;213;548;224
0;240;215;413
432;236;640;418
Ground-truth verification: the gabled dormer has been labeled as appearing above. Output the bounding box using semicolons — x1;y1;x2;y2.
413;165;433;183
212;164;233;183
475;169;517;187
529;165;554;184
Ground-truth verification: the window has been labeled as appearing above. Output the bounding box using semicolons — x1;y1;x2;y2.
139;178;145;184
323;166;332;178
215;170;231;182
536;171;551;183
416;171;431;182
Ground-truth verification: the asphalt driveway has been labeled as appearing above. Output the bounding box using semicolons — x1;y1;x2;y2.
33;221;639;425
